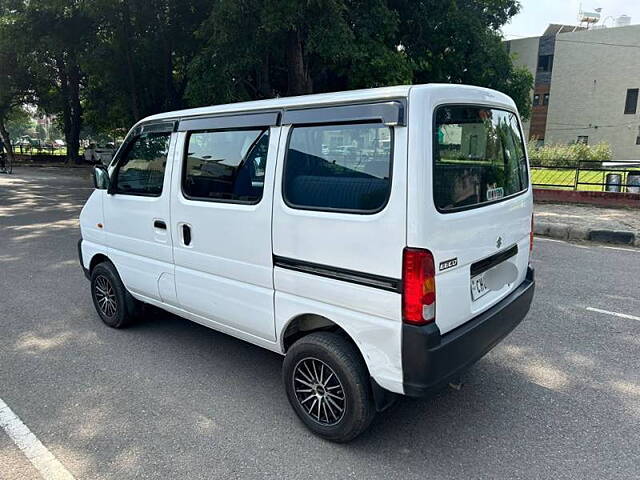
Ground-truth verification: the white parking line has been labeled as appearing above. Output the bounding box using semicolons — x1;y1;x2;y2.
602;245;640;254
536;236;639;253
535;237;592;249
0;398;75;480
586;307;640;322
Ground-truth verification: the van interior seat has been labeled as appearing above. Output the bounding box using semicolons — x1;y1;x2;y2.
289;175;389;211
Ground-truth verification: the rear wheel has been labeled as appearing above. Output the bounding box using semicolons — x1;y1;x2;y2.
283;332;375;442
90;261;140;328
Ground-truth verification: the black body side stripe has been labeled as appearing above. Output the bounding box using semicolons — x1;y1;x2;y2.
273;255;401;293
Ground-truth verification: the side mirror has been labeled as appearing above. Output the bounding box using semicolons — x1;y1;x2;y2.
93;165;111;190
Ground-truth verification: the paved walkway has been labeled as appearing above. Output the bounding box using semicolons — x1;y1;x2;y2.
534;202;640;246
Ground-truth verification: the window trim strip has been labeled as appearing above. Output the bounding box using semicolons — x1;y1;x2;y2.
282;100;405;126
273;255;401;293
177;112;280;132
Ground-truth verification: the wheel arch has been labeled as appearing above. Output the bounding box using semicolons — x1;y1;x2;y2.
280;312;399;411
88;252;111;273
280;313;370;372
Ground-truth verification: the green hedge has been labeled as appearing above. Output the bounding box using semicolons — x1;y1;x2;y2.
527;140;612;167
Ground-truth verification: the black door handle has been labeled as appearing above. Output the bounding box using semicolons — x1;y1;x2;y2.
154;220;167;230
182;224;192;246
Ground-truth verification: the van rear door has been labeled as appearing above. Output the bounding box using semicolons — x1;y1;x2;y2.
408;87;533;335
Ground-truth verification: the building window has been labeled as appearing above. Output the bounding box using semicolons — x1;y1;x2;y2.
537;54;554;72
533;94;540;106
577;136;589;145
542;93;550;106
624;88;639;115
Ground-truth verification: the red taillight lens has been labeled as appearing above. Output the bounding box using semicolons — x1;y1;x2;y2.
530;215;534;253
402;248;436;325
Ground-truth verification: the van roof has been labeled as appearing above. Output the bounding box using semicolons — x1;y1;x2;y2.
140;84;516;125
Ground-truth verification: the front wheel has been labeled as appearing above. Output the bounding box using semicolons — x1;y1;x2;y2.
90;261;140;328
283;332;375;442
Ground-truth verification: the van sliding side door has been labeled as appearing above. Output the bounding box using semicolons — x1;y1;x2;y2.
170;112;282;342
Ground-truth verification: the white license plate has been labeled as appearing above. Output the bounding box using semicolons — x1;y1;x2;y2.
470;272;490;301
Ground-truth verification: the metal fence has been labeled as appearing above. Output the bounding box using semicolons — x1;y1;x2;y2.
530;160;640;193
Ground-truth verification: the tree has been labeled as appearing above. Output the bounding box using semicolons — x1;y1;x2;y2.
5;108;33;141
187;0;413;105
187;0;531;117
0;1;35;163
390;0;532;118
22;0;95;162
82;0;211;136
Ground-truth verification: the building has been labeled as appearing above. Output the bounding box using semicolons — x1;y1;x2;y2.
506;21;640;160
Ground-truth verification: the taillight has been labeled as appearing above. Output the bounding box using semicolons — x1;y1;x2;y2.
402;248;436;325
530;215;534;253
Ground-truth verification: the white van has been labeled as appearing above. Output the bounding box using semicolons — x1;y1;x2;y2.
79;84;535;442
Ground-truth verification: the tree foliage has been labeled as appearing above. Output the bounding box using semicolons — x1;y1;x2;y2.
0;0;532;161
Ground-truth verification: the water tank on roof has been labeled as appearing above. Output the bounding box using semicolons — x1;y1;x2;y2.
615;15;631;27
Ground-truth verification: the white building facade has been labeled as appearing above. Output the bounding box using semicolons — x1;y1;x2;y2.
506;23;640;160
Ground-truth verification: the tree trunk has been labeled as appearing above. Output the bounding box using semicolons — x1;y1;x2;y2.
0;117;15;164
67;59;82;164
286;30;312;96
121;0;141;120
55;54;82;164
257;52;272;98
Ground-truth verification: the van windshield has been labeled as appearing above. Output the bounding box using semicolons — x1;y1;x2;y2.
433;105;528;212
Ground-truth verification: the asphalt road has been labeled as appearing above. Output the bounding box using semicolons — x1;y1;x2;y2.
1;167;639;479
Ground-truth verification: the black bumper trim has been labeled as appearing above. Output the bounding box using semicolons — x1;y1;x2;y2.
402;267;535;397
78;239;90;280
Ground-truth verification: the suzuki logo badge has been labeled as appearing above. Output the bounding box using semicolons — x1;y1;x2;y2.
496;236;503;249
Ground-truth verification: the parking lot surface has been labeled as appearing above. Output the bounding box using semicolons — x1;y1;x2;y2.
1;168;639;479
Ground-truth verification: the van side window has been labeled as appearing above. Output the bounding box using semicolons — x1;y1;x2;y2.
183;129;269;203
283;124;392;213
115;133;170;196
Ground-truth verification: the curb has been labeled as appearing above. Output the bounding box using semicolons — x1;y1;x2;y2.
534;221;639;247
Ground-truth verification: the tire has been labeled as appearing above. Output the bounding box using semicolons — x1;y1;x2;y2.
283;332;375;442
90;261;140;328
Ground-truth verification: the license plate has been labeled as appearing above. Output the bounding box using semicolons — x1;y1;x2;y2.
470;272;490;301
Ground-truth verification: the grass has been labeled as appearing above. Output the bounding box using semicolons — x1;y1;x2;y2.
531;167;640;192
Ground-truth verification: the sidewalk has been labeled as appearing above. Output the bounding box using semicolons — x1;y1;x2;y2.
534;202;640;247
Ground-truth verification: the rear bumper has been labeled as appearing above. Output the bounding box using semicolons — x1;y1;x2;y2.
402;267;535;397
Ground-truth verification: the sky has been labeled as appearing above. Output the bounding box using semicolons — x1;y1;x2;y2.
502;0;640;39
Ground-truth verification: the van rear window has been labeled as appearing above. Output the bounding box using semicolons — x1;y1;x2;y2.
433;106;528;212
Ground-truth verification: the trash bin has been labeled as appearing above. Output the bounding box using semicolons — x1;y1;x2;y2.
605;173;622;192
627;171;640;194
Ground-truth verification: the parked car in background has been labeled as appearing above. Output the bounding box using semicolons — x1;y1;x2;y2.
84;143;116;165
79;84;535;442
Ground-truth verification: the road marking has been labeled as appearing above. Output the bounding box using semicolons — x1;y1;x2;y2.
537;236;639;253
602;246;640;254
535;237;592;249
586;307;640;322
0;397;75;480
